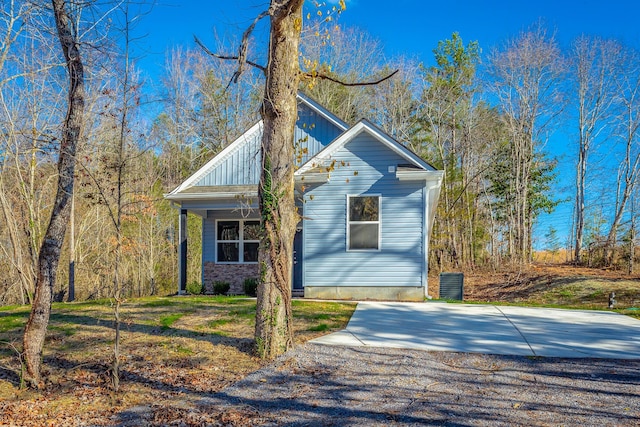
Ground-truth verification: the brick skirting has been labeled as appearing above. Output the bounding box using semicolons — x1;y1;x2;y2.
203;262;259;295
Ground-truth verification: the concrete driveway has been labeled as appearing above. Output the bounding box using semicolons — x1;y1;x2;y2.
311;302;640;359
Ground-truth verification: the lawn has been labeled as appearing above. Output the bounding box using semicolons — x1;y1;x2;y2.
0;296;356;426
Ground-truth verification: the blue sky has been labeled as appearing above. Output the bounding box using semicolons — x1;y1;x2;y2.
137;0;640;73
134;1;640;250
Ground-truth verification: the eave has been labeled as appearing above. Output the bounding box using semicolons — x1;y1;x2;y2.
396;170;444;182
164;185;258;202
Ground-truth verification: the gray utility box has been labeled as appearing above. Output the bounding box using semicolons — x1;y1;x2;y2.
439;272;464;300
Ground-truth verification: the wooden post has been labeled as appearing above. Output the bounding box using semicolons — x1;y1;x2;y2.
178;209;187;295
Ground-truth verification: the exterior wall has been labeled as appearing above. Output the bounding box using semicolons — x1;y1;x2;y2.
193;103;343;188
295;103;343;166
301;132;426;296
196;126;262;186
203;261;259;294
202;210;261;294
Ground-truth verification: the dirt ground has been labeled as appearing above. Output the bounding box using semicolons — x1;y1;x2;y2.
433;263;640;312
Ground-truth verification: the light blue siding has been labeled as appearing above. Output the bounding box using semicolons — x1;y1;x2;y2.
295;103;343;166
202;216;215;263
302;132;425;288
193;103;342;187
196;130;262;186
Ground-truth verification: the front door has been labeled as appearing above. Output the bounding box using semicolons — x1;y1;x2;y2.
293;228;303;290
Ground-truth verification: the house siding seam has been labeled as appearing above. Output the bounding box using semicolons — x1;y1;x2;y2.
301;133;425;292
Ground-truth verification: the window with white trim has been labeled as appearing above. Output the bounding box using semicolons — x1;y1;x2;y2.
216;220;260;263
347;195;380;250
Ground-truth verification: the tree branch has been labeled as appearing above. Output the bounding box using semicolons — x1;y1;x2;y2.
195;5;272;85
193;36;266;74
302;68;399;86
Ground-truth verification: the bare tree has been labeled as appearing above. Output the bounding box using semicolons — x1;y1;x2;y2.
301;24;385;123
0;0;56;305
571;36;621;263
604;46;640;264
487;23;564;264
22;0;85;387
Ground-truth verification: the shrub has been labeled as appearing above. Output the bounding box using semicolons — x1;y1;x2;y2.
213;281;230;295
243;278;258;297
186;282;203;295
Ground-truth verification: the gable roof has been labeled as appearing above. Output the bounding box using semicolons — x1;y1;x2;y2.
295;119;438;175
168;121;263;197
166;93;347;200
297;92;349;132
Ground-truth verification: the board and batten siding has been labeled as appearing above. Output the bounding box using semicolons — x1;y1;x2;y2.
195;128;262;187
192;103;342;188
302;132;426;289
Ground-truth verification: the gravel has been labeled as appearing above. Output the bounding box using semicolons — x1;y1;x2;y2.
200;343;640;426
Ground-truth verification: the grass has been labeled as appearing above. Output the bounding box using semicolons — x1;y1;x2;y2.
0;296;356;426
307;323;329;332
160;313;185;329
207;318;231;328
0;313;28;333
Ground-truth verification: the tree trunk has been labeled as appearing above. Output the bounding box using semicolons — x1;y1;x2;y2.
255;0;303;360
22;0;84;387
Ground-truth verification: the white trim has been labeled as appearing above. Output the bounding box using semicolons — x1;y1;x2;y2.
425;172;444;233
215;219;260;264
296;120;435;176
422;185;428;294
167;121;263;195
396;170;444;181
346;194;382;252
165;190;258;201
294;173;330;184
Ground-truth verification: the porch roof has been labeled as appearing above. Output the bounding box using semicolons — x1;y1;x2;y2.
165;184;258;202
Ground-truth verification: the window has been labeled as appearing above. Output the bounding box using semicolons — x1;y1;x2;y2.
347;195;380;250
216;220;260;263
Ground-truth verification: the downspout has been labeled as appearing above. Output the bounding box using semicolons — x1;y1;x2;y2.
424;173;444;299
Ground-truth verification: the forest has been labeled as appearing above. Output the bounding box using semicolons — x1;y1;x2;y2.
2;0;640;306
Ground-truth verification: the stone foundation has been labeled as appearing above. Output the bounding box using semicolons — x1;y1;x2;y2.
203;262;259;295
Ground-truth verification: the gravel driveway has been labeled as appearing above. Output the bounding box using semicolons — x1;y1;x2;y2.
200;343;640;426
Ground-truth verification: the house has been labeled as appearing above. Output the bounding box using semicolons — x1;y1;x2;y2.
165;93;443;301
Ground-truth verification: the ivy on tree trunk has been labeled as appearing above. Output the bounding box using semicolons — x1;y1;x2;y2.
254;0;304;359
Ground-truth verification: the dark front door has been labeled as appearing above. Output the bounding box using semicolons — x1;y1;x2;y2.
293;228;303;290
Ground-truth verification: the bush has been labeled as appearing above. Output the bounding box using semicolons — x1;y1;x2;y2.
213;281;230;295
186;282;203;295
243;278;258;297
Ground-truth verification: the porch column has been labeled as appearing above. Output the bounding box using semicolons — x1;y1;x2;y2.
178;208;187;295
